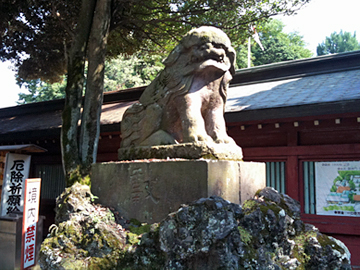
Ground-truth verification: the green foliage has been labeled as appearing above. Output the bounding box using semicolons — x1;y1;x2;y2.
292;230;317;268
237;19;312;68
17;78;67;104
0;0;76;82
317;30;360;56
127;218;156;236
126;232;142;246
235;46;250;69
330;185;337;192
17;54;164;103
242;199;259;214
104;54;163;92
1;0;311;82
129;223;153;236
67;166;91;187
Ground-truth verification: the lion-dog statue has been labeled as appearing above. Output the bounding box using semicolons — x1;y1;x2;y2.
120;26;242;158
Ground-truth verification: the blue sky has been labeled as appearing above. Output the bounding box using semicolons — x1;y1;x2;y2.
1;0;359;108
277;0;360;54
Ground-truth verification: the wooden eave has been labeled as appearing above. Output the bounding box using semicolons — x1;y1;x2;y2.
225;99;360;123
0;144;47;153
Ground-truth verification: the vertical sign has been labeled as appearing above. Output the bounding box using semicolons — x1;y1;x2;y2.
21;178;41;270
315;161;360;217
0;153;31;216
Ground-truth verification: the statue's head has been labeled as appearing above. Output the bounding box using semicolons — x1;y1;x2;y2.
164;26;236;75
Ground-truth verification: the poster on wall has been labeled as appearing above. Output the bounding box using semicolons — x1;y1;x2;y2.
0;153;31;216
315;161;360;217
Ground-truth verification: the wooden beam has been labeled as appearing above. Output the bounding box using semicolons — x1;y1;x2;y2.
243;144;360;158
286;156;299;201
225;99;360;123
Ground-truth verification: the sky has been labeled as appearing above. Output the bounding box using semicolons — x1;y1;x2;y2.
0;0;359;109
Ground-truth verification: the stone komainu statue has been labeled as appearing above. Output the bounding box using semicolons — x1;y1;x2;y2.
120;26;238;149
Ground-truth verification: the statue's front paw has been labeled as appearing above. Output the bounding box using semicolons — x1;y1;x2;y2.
185;132;212;143
214;135;236;145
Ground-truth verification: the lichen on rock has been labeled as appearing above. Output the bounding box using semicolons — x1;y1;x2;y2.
39;183;128;269
39;186;351;269
239;187;351;269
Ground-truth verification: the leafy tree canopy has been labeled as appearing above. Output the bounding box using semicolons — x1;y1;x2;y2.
1;0;311;83
17;18;314;103
104;54;163;92
17;54;163;104
18;78;67;104
236;19;312;68
317;30;360;56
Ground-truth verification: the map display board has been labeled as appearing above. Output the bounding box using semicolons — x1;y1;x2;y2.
315;161;360;217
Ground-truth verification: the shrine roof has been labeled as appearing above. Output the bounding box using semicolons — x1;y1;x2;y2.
225;68;360;122
225;51;360;122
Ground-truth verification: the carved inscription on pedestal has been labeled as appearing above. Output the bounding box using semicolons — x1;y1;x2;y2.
128;164;159;204
145;178;160;204
129;164;144;203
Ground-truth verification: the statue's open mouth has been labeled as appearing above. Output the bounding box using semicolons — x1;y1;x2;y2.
200;52;230;72
205;50;225;63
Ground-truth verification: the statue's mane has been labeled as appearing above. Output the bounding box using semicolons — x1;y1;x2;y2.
139;26;236;107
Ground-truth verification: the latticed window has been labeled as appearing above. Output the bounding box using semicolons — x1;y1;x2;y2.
35;164;65;199
303;161;316;214
266;161;286;194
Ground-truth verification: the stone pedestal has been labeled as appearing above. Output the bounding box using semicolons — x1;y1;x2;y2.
91;159;265;223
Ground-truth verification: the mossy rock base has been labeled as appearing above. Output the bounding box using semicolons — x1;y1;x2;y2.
40;186;351;269
118;141;243;161
39;183;128;269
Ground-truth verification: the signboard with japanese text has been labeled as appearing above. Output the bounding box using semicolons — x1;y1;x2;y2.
315;161;360;217
21;178;41;270
0;153;31;216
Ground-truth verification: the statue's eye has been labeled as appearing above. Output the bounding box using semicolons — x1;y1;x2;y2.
212;42;226;50
199;43;209;50
212;43;221;49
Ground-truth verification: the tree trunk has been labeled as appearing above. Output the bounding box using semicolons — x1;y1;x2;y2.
61;0;97;186
79;0;111;174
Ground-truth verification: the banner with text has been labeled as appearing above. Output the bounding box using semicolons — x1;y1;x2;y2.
21;178;41;270
315;161;360;217
0;153;31;216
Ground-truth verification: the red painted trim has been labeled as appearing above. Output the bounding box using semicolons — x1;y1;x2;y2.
226;111;360;127
287;131;298;146
301;214;360;235
286;156;299;201
298;161;305;213
243;144;360;158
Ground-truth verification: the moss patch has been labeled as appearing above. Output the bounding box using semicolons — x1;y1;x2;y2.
238;225;252;244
